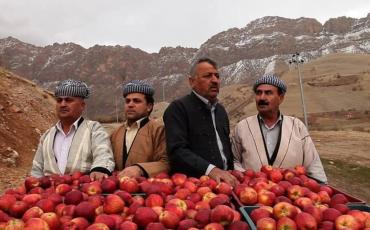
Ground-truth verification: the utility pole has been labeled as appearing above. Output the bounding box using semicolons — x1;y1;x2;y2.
162;81;166;102
288;52;309;129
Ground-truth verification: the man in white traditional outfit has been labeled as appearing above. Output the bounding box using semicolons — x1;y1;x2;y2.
232;74;327;182
31;79;115;181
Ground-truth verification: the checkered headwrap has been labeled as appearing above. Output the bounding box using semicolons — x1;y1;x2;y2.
122;80;154;97
54;79;90;99
253;74;287;94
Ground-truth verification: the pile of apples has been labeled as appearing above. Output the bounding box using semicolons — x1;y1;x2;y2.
0;171;249;230
231;165;370;230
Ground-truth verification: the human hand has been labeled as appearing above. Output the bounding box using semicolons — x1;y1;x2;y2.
90;171;108;181
209;167;239;188
118;165;143;178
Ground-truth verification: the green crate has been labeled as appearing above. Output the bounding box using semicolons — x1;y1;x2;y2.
348;203;370;212
239;206;259;230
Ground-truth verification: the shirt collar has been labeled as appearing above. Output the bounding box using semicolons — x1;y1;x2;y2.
193;90;218;108
258;113;283;129
125;116;147;129
56;116;82;134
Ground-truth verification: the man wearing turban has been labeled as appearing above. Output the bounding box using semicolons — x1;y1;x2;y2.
31;79;115;181
110;80;168;178
232;74;327;182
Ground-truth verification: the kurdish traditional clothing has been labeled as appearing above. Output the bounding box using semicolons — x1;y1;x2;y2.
232;115;327;182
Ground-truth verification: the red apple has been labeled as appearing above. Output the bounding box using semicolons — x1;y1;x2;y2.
204;222;224;230
295;212;317;230
287;185;304;201
86;223;110;230
228;220;249;230
71;217;90;230
133;207;158;228
256;217;276;230
178;219;197;230
210;205;234;226
170;173;187;186
55;183;72;195
24;218;49;230
82;181;102;196
269;169;283;183
215;182;232;195
24;176;40;191
330;194;348;207
335;214;360;230
257;190;276;206
9;201;29;218
5;219;25;230
75;201;96;221
260;165;273;174
119;178;139;193
303;205;323;223
250;207;272;223
119;220;138;230
103;194;125;214
322;208;342;222
273;202;298;219
276;216;297;230
239;187;258;205
145;194;164;208
64;190;83;205
22;206;44;222
294;165;306;175
101;178;117;194
95;214;116;230
40;212;60;230
194;209;211;228
159;210;180;229
145;222;165;230
36;199;55;213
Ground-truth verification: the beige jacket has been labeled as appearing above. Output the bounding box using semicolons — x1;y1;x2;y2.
31;119;115;177
232;115;327;182
111;119;169;177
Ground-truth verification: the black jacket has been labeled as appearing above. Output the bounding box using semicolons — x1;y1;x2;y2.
163;92;234;177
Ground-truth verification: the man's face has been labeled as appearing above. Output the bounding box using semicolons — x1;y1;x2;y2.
124;93;153;124
189;61;220;103
255;84;284;115
56;96;85;121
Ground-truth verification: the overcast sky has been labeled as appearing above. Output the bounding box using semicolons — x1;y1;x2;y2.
0;0;369;53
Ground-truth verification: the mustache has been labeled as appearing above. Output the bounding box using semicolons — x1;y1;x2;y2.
258;100;269;106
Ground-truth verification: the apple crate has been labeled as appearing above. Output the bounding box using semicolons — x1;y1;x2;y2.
239;206;259;230
328;185;366;204
231;191;243;209
348;203;370;212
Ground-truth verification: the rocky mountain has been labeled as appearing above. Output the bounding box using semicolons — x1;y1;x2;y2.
0;14;369;119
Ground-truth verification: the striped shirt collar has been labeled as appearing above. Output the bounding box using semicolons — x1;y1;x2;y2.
55;116;83;135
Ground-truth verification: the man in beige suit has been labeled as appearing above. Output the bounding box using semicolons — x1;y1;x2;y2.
111;80;168;178
31;79;115;181
232;74;327;182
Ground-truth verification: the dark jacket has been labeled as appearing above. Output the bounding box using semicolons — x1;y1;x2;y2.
163;92;234;177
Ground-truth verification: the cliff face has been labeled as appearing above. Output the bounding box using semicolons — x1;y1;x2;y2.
0;14;369;118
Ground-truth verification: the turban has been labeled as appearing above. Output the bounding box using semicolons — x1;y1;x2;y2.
122;80;154;97
54;79;90;98
253;74;287;94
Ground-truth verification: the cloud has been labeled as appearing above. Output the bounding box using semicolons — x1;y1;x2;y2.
0;0;369;52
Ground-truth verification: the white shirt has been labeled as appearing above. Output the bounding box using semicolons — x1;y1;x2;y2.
53;117;82;174
193;91;228;175
125;117;147;153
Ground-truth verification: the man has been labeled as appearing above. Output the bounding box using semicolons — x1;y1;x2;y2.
232;74;327;182
163;57;238;186
110;80;168;178
31;79;115;181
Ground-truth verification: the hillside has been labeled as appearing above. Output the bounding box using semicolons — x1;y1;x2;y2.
0;14;369;119
0;69;56;190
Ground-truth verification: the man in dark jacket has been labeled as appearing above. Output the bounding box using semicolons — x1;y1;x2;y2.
163;57;238;186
